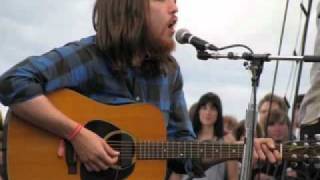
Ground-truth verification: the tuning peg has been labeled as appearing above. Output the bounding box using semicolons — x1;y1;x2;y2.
290;162;298;168
291;154;298;159
304;134;308;140
304;142;309;147
315;134;320;141
303;162;310;167
316;156;320;163
314;163;320;169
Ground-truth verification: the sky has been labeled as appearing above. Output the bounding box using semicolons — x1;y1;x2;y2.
0;0;319;121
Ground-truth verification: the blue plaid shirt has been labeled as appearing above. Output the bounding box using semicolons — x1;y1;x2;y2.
0;36;200;175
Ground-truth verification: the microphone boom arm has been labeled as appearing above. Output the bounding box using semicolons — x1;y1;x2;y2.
197;51;320;62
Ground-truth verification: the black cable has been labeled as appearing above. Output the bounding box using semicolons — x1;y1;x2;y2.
217;44;254;54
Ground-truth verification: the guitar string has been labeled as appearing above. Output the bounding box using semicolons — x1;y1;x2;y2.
102;145;294;155
105;141;285;149
99;141;306;159
105;142;290;151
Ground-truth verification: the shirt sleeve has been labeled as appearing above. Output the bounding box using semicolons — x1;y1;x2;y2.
167;64;195;140
0;42;92;106
167;61;205;178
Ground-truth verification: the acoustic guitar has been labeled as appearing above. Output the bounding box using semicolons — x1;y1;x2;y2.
3;89;320;180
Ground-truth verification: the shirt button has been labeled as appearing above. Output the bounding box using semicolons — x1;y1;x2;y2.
135;96;140;101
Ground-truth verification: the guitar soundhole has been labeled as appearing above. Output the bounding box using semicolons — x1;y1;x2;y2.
80;120;135;180
108;133;135;168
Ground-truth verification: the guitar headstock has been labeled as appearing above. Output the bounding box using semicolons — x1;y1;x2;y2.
283;140;320;163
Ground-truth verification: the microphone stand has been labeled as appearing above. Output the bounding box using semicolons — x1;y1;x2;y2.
240;58;264;180
197;49;265;180
196;50;320;180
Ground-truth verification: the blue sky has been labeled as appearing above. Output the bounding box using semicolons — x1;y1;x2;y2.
0;0;318;121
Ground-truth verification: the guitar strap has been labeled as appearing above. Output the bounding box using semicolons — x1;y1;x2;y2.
64;139;77;174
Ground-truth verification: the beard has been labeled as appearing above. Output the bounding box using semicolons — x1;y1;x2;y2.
137;29;177;77
146;29;176;57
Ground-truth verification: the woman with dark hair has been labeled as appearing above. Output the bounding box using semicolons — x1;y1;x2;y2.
183;92;239;180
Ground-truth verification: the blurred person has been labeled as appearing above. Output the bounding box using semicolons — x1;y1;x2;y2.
223;115;239;135
255;110;297;180
182;92;239;180
258;93;288;136
233;120;263;141
266;110;290;143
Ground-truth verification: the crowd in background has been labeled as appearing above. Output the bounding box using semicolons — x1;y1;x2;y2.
178;91;305;180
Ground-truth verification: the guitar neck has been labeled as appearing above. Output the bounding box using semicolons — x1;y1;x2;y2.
134;141;244;161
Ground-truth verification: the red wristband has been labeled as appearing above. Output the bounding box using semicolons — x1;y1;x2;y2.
67;124;83;141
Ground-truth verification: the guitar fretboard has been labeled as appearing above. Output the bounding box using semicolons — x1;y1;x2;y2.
134;141;244;160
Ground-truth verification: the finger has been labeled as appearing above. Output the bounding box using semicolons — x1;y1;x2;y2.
104;143;120;157
105;150;119;165
274;149;282;161
261;143;276;163
94;142;117;167
57;139;65;158
103;143;119;164
254;140;266;161
253;150;258;165
262;138;282;162
264;138;275;149
86;162;101;172
94;158;109;171
84;163;93;172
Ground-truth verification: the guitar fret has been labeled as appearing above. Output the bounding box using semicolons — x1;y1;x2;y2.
179;141;183;158
168;141;171;159
184;141;186;158
139;142;141;159
198;141;200;158
153;141;156;159
177;141;179;158
147;141;149;159
211;144;214;159
151;141;153;159
166;141;169;159
203;142;207;158
144;141;146;159
161;141;163;159
228;144;230;159
220;143;222;160
190;141;192;159
144;141;147;159
177;142;179;158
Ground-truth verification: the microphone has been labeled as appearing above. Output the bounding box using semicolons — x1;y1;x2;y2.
175;28;218;51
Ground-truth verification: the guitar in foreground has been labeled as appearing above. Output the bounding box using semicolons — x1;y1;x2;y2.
3;89;320;180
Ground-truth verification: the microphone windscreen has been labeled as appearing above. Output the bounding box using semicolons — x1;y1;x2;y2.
175;28;190;44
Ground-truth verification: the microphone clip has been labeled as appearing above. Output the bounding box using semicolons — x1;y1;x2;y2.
197;50;211;60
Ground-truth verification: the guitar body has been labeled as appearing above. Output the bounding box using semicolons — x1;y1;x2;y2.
4;89;167;180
